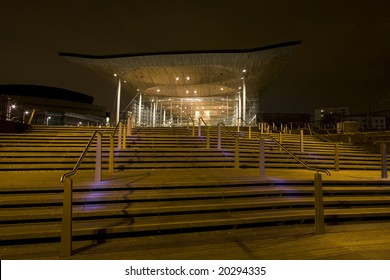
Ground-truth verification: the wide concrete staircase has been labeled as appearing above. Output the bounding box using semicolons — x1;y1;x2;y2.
1;125;390;249
0;125;387;171
1;175;390;245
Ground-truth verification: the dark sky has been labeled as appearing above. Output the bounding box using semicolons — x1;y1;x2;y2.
1;0;389;115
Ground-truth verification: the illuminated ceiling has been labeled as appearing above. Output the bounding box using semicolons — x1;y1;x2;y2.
59;41;300;123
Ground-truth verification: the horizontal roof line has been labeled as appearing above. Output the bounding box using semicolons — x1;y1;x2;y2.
59;40;302;59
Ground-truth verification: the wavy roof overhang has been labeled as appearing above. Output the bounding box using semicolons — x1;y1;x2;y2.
59;41;301;100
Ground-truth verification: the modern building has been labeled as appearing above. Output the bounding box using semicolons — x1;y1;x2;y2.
0;84;106;126
59;41;301;127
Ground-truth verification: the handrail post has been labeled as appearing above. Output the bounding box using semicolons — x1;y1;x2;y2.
300;129;304;152
198;118;202;136
217;124;222;149
95;133;102;182
118;122;122;149
248;125;252;139
279;132;282;151
314;172;325;234
335;143;339;172
381;143;387;179
127;112;132;136
235;136;239;169
109;135;114;174
60;178;73;257
259;136;265;177
206;126;210;149
122;124;127;148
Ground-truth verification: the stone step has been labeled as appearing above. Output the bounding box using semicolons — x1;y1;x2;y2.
2;207;390;242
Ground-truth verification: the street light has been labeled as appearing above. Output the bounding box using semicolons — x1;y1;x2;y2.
46;116;51;126
23;111;29;123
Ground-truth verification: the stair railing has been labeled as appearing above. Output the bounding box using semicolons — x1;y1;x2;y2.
187;114;195;136
217;122;240;168
59;130;103;257
267;134;330;176
27;108;37;125
267;134;329;234
109;119;127;173
198;117;210;149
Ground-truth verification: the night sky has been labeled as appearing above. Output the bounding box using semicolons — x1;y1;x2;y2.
1;0;389;115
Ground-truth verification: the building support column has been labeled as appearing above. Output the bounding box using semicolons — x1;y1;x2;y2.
242;73;246;123
138;92;142;126
116;78;121;124
152;99;156;127
237;92;241;129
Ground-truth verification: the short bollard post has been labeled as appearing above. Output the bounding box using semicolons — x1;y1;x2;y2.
198;119;202;137
60;178;73;257
248;126;252;139
300;129;304;152
117;122;122;149
381;143;387;179
235;136;239;169
192;123;195;137
334;143;339;172
259;137;265;177
260;123;264;135
109;135;114;174
206;126;210;149
279;132;282;151
122;125;127;148
314;172;325;234
217;124;221;149
127;113;132;136
95;133;102;182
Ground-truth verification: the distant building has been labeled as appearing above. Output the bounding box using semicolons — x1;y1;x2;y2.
0;84;106;126
345;115;386;131
314;107;350;129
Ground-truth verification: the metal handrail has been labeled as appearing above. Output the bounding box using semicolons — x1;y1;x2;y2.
199;117;208;127
217;122;237;138
238;115;257;126
60;130;102;182
306;128;333;143
187;114;195;124
267;134;331;176
111;111;132;137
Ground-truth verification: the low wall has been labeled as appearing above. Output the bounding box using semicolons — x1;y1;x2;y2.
0;120;30;133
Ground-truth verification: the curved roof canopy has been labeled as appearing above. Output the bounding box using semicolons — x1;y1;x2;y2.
60;41;301;101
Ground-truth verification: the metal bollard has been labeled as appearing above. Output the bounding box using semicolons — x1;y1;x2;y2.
259;137;265;177
60;178;73;257
109;135;114;174
235;137;239;169
314;172;325;234
279;132;282;151
118;122;122;149
95;133;102;182
334;143;339;172
217;125;221;149
381;143;387;179
300;129;304;152
122;125;126;148
206;126;210;149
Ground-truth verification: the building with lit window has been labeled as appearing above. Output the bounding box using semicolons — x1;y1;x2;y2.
0;84;106;128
